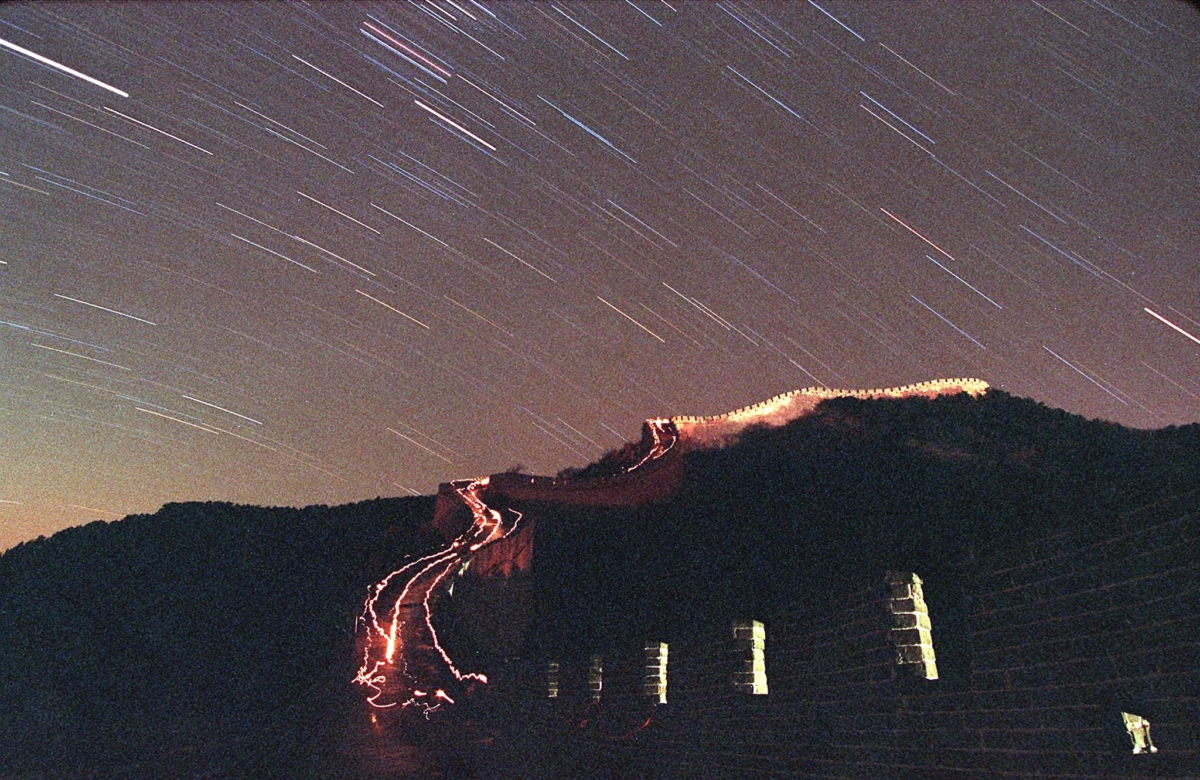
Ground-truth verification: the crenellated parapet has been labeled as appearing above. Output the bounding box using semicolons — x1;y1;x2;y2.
671;378;988;451
430;378;989;550
670;378;988;425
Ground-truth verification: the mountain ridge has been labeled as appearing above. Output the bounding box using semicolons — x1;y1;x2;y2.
2;385;1199;776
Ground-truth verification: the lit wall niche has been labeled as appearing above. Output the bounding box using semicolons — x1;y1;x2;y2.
886;571;938;680
588;654;603;703
732;619;768;694
1122;712;1158;754
644;642;668;704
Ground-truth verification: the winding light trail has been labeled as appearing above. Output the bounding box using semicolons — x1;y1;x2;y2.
354;420;680;714
353;381;985;714
355;475;526;713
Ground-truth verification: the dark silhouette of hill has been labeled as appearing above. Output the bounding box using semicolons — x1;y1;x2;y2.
527;390;1200;660
2;388;1198;777
0;496;437;778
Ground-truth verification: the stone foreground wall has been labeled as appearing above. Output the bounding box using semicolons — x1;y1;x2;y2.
480;494;1199;778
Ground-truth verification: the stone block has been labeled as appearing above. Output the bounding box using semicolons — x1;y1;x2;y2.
889;582;920;599
732;620;766;640
908;659;938;679
732;627;763;640
885;570;937;680
896;643;936;664
732;618;768;694
886;570;923;587
732;671;768;693
890;627;933;647
891;611;931;630
733;636;765;652
643;642;668;703
890;596;927;614
587;655;603;701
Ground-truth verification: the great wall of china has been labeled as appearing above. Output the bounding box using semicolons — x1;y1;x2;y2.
359;375;1200;776
360;379;993;711
432;378;990;546
669;377;989;450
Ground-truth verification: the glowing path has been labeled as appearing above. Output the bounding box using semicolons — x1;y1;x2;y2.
353;381;982;714
355;477;512;713
354;420;680;715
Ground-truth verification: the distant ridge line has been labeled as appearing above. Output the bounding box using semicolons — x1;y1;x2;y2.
431;378;991;555
433;378;991;539
667;378;989;425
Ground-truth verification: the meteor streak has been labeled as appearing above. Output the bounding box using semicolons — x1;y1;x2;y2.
597;296;665;343
291;54;385;107
362;20;453;81
0;36;129;97
230;233;318;273
880;208;960;264
102;106;213;155
296;191;381;234
387;427;454;464
54;294;156;325
413;100;497;151
444;295;513;337
182;395;262;425
136;407;222;433
31;343;132;371
1144;308;1200;347
65;503;123;517
355;289;431;329
483;237;557;281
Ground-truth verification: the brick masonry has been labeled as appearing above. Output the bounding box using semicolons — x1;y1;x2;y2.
490;496;1199;778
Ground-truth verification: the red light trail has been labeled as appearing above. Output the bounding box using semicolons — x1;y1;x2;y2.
354;420;680;715
354;476;522;714
353;384;982;716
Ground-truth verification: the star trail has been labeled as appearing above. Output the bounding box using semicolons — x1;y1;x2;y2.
1;2;1197;550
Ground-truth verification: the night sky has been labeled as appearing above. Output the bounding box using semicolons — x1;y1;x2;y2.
1;1;1198;550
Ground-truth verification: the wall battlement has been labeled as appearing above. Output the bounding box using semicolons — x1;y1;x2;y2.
476;494;1200;778
671;378;988;450
432;378;990;543
669;377;988;425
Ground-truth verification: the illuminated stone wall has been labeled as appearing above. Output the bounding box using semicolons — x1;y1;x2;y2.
672;377;989;450
886;571;938;680
490;495;1199;778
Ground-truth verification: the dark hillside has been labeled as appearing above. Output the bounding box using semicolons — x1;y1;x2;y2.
530;390;1200;654
0;496;436;777
2;389;1198;777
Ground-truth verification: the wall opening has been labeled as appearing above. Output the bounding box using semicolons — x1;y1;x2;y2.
1122;712;1158;754
643;642;668;704
546;660;560;698
732;619;768;694
886;571;938;680
588;654;603;703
